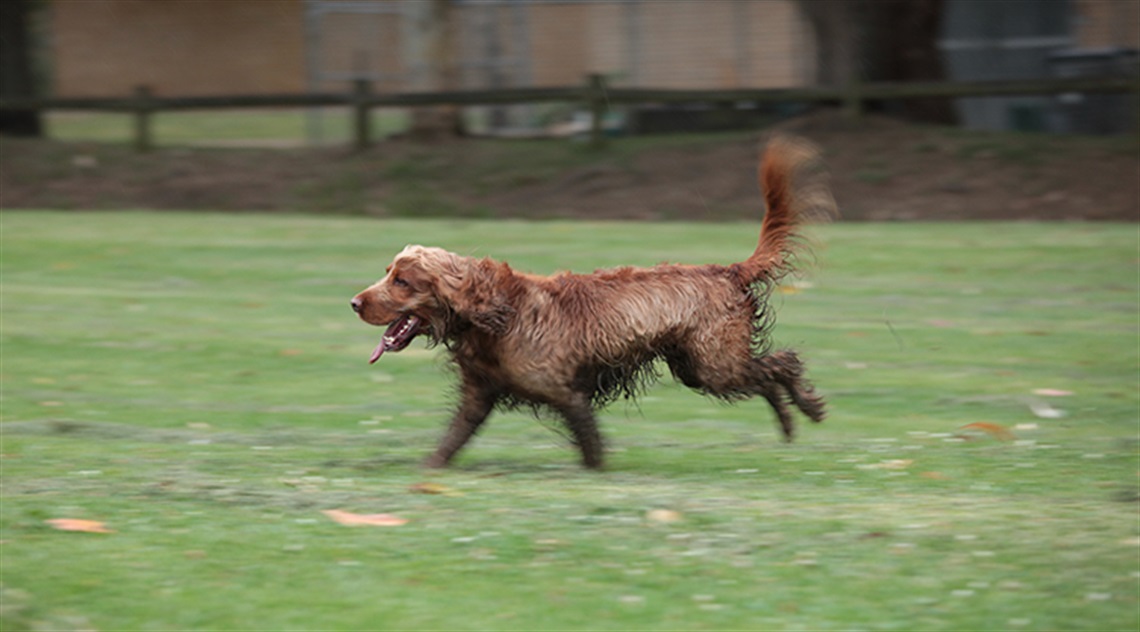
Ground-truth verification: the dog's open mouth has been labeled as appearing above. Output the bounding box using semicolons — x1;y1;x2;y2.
368;314;423;364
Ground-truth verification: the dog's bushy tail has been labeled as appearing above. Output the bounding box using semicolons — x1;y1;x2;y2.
738;136;836;283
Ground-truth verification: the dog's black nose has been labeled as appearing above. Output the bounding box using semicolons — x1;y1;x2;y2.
350;298;363;314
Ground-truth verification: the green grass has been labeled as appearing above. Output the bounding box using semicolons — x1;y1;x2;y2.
1;212;1137;631
46;109;411;147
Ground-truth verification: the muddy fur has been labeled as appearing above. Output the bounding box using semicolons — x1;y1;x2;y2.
351;136;835;468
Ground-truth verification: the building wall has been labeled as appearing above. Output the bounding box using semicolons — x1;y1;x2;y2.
50;0;813;98
625;0;811;89
449;0;813;91
52;0;306;97
1075;0;1140;49
528;2;591;87
490;0;813;89
48;0;1139;100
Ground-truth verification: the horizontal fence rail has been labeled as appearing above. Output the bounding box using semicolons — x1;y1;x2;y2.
2;75;1136;151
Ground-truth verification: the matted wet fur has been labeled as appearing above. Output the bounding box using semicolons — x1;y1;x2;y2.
351;136;835;469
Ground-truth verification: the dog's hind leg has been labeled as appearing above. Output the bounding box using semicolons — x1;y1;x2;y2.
669;342;824;440
784;371;825;423
753;350;826;423
759;387;798;442
746;351;825;442
556;395;605;469
424;381;498;468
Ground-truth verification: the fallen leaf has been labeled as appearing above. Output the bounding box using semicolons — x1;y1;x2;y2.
777;285;800;295
72;155;97;168
1027;401;1066;419
1033;388;1074;397
859;459;913;470
46;518;114;534
959;422;1015;441
409;482;462;496
1085;592;1112;602
321;509;408;527
645;509;683;523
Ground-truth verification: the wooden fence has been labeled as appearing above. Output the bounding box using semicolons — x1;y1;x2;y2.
1;74;1136;152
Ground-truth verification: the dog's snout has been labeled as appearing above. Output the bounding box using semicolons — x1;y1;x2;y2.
350;297;364;314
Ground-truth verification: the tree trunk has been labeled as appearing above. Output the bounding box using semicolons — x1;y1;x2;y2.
798;0;863;89
865;0;957;125
797;0;957;125
0;0;43;137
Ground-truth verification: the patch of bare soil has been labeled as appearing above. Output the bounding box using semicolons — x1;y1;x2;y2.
2;112;1136;221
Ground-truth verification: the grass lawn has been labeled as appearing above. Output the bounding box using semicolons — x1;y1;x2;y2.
1;212;1137;630
45;109;412;147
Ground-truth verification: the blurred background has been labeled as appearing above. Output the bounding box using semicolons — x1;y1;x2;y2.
1;0;1137;219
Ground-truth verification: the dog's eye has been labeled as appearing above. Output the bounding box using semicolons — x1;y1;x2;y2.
392;276;409;287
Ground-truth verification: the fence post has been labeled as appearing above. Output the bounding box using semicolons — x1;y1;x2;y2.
843;74;863;120
352;79;372;151
587;73;607;149
1132;79;1140;145
132;85;154;152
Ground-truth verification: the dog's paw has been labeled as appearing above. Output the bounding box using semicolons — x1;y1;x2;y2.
422;454;450;469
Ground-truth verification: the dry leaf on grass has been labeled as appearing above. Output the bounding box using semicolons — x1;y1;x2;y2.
645;509;683;523
958;422;1016;441
46;518;114;534
321;509;408;527
859;459;914;471
1033;388;1073;397
409;482;462;496
1028;400;1066;419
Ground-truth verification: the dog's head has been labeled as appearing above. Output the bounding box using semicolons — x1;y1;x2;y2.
351;245;515;363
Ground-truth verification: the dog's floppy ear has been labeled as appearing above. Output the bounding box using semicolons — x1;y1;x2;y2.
434;255;516;335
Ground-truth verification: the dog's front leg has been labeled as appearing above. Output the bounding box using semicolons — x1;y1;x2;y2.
424;384;497;468
557;396;605;469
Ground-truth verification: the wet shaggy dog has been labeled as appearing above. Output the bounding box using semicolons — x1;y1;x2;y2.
351;136;835;469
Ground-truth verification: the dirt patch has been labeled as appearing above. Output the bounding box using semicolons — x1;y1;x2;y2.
2;111;1136;221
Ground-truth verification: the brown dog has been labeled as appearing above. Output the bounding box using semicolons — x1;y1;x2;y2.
351;137;834;468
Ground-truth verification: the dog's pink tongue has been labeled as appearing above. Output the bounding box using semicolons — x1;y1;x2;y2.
368;341;386;364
